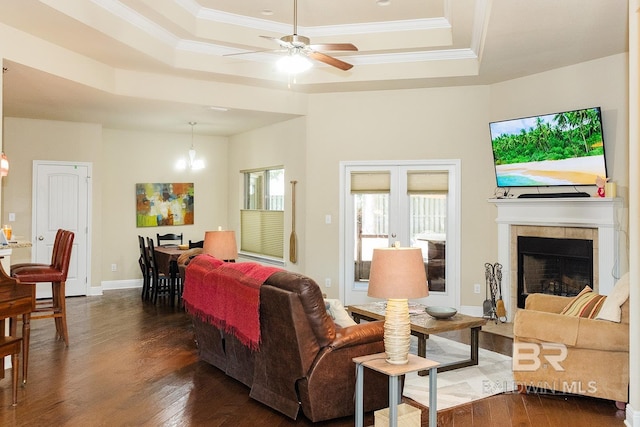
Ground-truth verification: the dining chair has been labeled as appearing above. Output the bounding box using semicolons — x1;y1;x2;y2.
11;229;75;346
188;239;204;248
156;233;183;247
146;237;175;304
138;236;152;301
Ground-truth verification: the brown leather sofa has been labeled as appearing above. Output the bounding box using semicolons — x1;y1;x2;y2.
181;255;390;422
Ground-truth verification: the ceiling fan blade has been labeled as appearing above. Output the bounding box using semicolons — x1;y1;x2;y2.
260;35;293;49
308;43;358;52
223;48;281;57
308;51;354;71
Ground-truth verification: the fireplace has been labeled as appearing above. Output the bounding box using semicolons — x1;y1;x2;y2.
490;197;622;321
517;236;593;308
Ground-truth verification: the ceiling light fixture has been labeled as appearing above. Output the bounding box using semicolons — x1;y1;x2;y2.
0;152;9;177
277;51;312;74
177;122;204;171
207;106;229;112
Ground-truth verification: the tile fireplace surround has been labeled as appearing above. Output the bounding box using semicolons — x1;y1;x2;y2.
490;197;623;322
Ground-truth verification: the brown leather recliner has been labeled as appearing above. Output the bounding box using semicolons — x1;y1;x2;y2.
184;257;389;422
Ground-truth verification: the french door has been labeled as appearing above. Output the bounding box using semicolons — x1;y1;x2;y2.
340;160;460;308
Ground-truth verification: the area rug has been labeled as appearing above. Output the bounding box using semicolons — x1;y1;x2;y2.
402;335;515;410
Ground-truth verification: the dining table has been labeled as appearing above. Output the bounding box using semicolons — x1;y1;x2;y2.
153;246;184;276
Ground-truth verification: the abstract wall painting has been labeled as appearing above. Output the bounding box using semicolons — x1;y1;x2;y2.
136;183;194;227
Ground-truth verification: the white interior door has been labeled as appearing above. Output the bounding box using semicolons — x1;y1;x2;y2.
32;161;90;297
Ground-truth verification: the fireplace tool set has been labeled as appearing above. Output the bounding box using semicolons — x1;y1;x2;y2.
484;262;507;323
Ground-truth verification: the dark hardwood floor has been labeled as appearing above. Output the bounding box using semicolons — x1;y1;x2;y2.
0;289;626;426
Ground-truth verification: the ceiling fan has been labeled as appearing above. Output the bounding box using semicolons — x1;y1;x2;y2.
259;0;358;71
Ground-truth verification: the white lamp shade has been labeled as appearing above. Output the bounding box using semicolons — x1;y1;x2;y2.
367;247;428;299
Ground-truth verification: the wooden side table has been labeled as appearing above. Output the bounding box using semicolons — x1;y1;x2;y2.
353;353;440;427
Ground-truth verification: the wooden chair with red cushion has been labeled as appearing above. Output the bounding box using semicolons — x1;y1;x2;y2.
10;229;75;346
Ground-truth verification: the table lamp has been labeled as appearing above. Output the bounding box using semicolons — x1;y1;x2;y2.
203;230;238;262
367;245;428;364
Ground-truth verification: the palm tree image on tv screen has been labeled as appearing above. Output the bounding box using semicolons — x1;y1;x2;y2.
490;107;607;187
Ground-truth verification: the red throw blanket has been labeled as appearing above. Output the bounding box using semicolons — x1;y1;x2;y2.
183;255;282;349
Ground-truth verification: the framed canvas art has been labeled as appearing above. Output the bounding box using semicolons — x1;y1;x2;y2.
136;182;194;227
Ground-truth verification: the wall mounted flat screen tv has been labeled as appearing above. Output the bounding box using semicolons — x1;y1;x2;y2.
489;106;607;187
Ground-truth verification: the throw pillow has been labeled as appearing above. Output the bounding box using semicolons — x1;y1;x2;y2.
560;285;606;319
324;298;357;328
596;272;630;323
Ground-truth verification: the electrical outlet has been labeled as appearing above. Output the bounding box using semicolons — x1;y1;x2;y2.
111;263;117;272
325;278;332;287
474;283;481;294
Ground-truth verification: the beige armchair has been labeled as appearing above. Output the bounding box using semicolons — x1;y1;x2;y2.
513;281;629;404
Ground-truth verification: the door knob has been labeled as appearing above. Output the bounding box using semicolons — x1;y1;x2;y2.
38;236;44;241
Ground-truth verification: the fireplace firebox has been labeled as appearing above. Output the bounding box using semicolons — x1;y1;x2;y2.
517;236;593;308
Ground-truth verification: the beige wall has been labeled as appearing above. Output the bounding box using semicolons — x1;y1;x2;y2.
0;54;629;306
627;0;639;415
2;118;104;287
1;120;229;292
101;128;229;285
490;54;629;202
304;85;494;304
490;53;630;278
229;53;628;308
228;117;307;273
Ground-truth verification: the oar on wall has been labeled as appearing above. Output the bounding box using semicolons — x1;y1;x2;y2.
290;180;298;263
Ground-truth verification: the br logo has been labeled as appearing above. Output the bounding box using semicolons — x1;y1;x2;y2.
512;342;567;371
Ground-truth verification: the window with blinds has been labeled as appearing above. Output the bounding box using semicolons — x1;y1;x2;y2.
240;210;284;257
241;167;284;259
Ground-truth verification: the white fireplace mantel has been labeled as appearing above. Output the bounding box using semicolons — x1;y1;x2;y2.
489;197;623;321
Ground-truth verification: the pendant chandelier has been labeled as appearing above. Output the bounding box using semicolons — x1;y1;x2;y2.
177;121;204;170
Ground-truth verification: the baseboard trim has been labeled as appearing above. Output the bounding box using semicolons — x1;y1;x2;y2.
101;279;142;292
459;305;484;317
459;305;513;322
626;403;640;427
88;286;103;296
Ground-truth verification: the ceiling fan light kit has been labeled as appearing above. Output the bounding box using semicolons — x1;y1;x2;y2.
261;0;358;73
277;53;312;74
